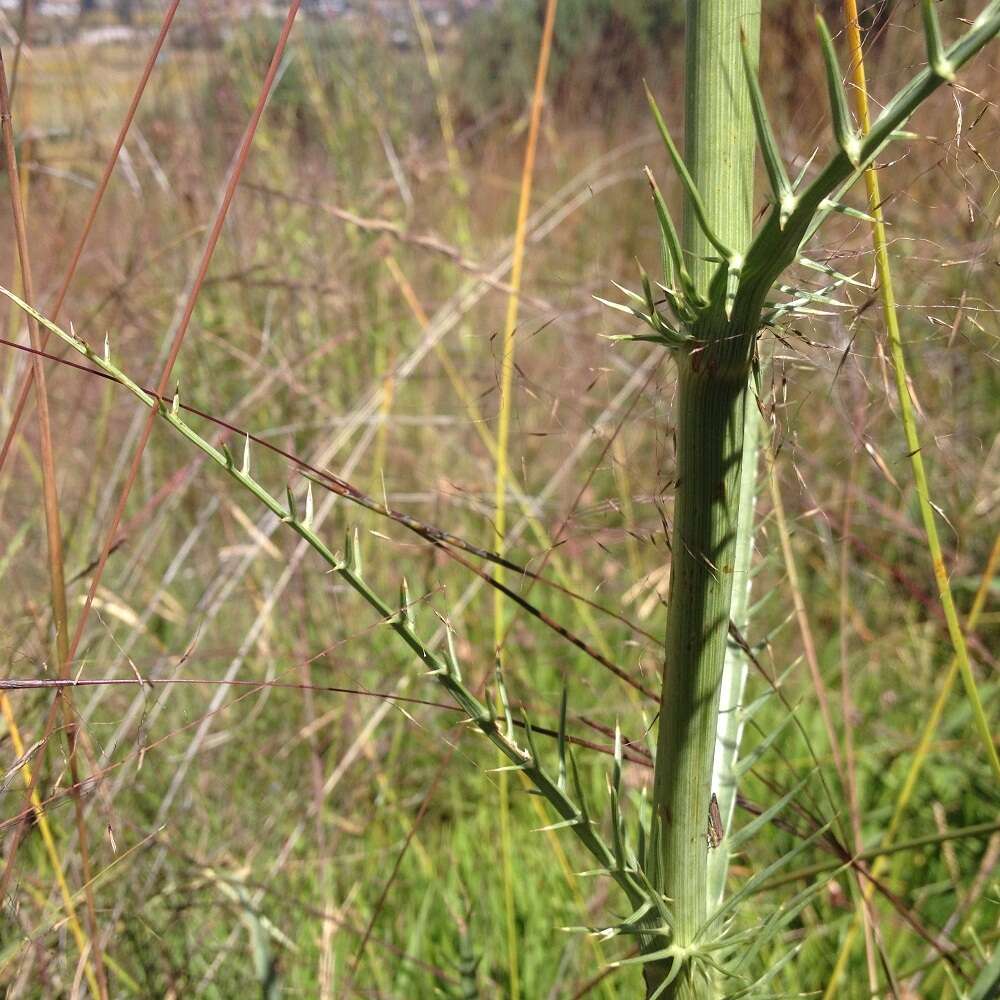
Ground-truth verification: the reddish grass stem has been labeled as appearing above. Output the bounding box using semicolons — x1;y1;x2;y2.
0;0;182;484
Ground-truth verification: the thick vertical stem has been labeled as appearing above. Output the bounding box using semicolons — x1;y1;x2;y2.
645;2;759;995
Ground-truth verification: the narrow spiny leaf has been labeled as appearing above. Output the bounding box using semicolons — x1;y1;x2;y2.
645;81;734;257
303;481;314;529
637;259;658;318
922;0;956;79
740;29;795;226
568;746;589;822
816;15;861;164
644;167;701;307
533;815;585;833
791;147;819;190
348;525;362;576
444;627;462;682
399;577;412;627
241;433;251;476
522;711;541;765
819;197;876;223
798;256;870;287
612;721;623;795
610;280;646;306
727;776;808;853
496;660;514;741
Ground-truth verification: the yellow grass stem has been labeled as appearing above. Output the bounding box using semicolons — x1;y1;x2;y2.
490;6;557;990
407;0;470;240
824;13;1000;990
840;0;998;785
0;697;101;995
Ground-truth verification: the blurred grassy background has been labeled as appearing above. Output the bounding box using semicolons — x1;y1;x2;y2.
0;0;998;996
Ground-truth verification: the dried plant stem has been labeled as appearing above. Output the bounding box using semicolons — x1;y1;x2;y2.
0;0;181;482
0;47;108;1000
492;3;558;994
765;450;845;782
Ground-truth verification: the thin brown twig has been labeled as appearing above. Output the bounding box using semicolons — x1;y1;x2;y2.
0;0;182;485
0;0;303;920
0;46;108;1000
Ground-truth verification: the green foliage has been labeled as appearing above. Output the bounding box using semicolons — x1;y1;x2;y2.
453;0;682;121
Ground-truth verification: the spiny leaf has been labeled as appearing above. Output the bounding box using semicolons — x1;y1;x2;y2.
568;746;590;822
656;281;693;325
922;0;955;80
303;480;314;529
819;197;876;223
444;627;462;682
727;942;803;998
704;822;833;934
643;167;701;307
791;147;819;190
346;525;362;576
612;721;623;795
798;256;870;287
495;660;514;741
603;331;675;346
737;867;844;971
733;713;795;779
610;279;646;307
740;29;795;226
727;776;809;853
522;711;541;765
645;81;733;258
399;577;413;627
816;14;861;165
533;815;586;833
241;433;251;476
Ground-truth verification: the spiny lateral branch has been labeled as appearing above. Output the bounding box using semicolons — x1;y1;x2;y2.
0;285;658;926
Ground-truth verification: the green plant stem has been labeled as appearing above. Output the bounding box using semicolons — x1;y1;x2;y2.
646;2;760;995
708;399;759;910
757;818;1000;894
